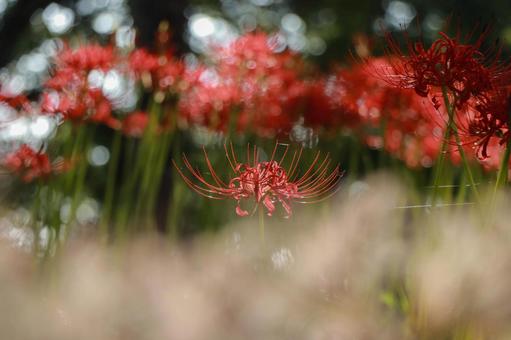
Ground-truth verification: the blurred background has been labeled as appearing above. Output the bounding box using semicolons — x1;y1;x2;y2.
0;0;509;236
0;0;510;92
0;4;510;339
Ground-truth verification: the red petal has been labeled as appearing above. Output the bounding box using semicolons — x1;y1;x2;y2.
235;205;249;217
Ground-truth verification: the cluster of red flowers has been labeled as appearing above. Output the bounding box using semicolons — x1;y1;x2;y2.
305;58;457;168
173;144;341;217
2;145;64;183
178;32;308;137
42;44;119;128
5;28;511;183
378;28;508;106
40;42;186;137
373;27;511;170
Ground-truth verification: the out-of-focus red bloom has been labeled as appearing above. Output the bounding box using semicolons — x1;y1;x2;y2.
304;76;364;131
128;47;186;93
310;57;469;169
173;143;342;217
42;90;119;129
304;62;383;131
0;92;31;112
477;137;511;178
56;44;116;71
178;73;240;132
375;28;510;108
128;49;161;76
43;44;121;128
122;111;149;137
178;32;309;137
212;32;304;81
3;145;67;182
155;58;186;91
458;89;511;159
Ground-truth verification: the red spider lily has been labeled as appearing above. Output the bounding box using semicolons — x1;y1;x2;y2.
128;48;186;92
454;89;511;160
477;136;511;177
304;74;362;131
213;32;303;80
56;44;116;71
43;43;122;128
179;32;309;137
0;92;32;112
172;143;342;217
374;27;510;108
128;49;161;76
311;58;454;168
3;145;68;183
178;71;241;131
122;111;149;137
42;90;119;129
155;58;186;91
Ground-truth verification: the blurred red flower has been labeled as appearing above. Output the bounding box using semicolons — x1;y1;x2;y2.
178;32;309;137
56;44;116;71
308;58;456;168
3;145;66;182
42;44;120;128
122;111;149;138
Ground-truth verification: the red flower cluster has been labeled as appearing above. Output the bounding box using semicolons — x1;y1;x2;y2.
42;44;119;128
173;144;341;217
128;48;187;92
178;32;309;137
305;58;455;168
122;111;149;138
39;41;190;137
0;92;31;113
378;28;509;107
304;73;361;131
371;28;511;167
6;28;509;177
3;145;65;182
461;90;511;159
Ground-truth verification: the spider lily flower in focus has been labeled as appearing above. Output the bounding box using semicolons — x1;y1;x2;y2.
173;143;342;218
461;89;511;160
371;26;511;108
2;145;68;183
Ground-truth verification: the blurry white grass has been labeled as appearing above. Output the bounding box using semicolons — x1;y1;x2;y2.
0;173;510;339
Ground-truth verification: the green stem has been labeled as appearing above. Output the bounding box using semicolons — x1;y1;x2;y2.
488;127;511;227
99;130;122;241
64;124;87;191
455;171;468;205
440;87;481;204
166;135;183;239
495;132;511;191
144;130;173;227
258;206;265;246
115;139;137;238
430;112;452;207
133;98;161;228
65;125;94;241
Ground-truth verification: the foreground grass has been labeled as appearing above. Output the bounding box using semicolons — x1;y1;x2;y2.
0;174;510;339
